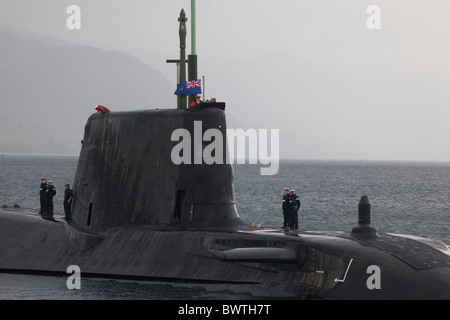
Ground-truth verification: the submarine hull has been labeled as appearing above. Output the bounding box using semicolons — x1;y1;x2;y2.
1;207;449;299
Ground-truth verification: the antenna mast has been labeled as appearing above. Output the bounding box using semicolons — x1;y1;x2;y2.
188;0;198;106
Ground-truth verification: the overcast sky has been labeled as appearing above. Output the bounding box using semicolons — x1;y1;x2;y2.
1;0;449;162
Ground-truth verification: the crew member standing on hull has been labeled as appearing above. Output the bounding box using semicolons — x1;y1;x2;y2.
46;181;56;218
64;184;73;220
289;189;301;230
95;105;111;114
189;95;202;108
282;188;290;228
39;178;47;215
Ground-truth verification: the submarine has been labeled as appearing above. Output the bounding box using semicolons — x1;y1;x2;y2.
1;9;450;300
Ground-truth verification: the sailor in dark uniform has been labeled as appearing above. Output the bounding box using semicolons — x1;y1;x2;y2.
39;178;47;215
282;188;290;228
289;189;301;230
46;181;56;217
64;184;74;220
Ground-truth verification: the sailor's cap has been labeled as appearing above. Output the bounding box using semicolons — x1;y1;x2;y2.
283;188;289;191
48;181;53;183
41;178;46;180
289;189;295;193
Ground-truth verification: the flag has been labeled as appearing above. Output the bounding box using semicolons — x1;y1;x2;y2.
174;79;202;96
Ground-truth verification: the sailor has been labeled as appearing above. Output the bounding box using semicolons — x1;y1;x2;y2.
46;181;56;218
63;184;74;220
39;178;47;215
189;95;202;108
95;105;111;114
282;188;290;228
289;189;301;230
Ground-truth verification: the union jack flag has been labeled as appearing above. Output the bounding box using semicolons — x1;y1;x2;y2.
174;79;202;96
186;79;201;89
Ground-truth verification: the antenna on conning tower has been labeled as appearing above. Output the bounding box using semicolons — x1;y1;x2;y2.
187;0;198;107
166;1;199;110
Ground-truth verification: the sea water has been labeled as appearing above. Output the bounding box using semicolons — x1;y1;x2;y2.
0;155;449;299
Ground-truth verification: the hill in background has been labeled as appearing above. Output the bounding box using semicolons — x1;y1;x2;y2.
0;27;175;155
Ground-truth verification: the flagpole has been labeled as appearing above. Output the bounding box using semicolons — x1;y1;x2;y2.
202;75;205;101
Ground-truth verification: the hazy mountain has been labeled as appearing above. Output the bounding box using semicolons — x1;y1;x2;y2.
0;27;175;155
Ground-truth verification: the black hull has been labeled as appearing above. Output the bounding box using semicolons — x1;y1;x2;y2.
1;207;449;299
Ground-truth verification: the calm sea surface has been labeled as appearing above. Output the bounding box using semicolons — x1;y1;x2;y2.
0;155;449;299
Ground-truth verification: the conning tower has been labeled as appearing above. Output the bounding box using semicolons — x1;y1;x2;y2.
71;106;244;232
